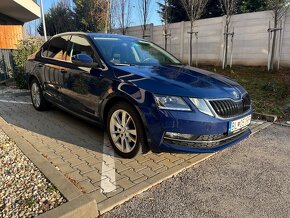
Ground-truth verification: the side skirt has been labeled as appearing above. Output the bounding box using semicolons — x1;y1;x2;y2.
44;93;104;129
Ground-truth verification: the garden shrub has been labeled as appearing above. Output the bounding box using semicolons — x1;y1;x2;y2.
12;37;43;89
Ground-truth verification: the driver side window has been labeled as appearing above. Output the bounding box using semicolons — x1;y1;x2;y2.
66;35;95;62
42;35;69;60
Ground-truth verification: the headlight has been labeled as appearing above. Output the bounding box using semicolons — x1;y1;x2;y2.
154;95;191;111
190;98;214;116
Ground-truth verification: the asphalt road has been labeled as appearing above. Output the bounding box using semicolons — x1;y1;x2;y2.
103;124;290;218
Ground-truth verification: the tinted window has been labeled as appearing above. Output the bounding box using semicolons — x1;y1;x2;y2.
66;35;95;62
42;35;70;60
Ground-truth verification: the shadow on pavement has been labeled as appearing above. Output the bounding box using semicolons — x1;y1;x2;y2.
0;98;105;154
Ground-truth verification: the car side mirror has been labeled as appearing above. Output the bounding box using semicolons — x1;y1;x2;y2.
72;54;98;68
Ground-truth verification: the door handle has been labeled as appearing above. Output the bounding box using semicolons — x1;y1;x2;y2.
60;69;67;74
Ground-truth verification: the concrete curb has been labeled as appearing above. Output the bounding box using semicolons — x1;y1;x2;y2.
253;112;278;122
250;121;272;134
0;117;99;217
37;194;98;218
273;122;290;127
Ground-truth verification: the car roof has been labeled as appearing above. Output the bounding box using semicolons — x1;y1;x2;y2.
51;32;140;41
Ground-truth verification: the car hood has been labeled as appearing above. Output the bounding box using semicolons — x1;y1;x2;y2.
113;65;247;99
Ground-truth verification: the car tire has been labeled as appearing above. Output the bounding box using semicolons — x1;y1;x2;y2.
30;79;50;111
107;102;147;158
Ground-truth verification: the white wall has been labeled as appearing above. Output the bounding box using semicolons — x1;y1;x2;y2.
281;11;290;66
122;10;290;67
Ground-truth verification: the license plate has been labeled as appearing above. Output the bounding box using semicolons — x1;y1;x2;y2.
228;115;251;133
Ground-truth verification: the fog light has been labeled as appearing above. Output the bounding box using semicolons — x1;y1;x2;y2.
164;132;199;141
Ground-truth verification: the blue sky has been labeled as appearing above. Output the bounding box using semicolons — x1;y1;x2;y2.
27;0;162;35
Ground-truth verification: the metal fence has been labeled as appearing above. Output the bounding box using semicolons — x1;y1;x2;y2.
0;49;14;81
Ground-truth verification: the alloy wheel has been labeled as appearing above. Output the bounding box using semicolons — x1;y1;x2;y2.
31;82;41;108
109;109;137;153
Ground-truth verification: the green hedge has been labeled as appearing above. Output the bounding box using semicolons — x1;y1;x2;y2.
12;38;43;89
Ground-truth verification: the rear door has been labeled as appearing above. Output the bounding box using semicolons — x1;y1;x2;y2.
40;35;70;103
61;35;107;120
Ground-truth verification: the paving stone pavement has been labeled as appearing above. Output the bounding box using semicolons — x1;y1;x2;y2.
0;92;269;214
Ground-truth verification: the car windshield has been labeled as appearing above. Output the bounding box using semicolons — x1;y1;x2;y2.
91;36;181;66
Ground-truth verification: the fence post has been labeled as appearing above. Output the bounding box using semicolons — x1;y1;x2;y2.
180;21;185;63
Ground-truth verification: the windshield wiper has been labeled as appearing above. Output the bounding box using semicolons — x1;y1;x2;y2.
166;62;183;65
113;63;135;66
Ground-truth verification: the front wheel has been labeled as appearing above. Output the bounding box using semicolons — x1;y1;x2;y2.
30;79;49;111
107;103;147;158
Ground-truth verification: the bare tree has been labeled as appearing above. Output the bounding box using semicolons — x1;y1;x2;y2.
219;0;238;69
159;0;171;50
104;0;111;33
109;0;118;32
138;0;152;38
181;0;208;66
266;0;289;70
114;0;132;34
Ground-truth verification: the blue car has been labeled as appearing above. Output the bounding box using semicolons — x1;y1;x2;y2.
26;32;252;158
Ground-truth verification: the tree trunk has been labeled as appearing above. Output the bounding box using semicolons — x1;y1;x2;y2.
189;21;193;66
164;28;168;50
164;0;168;51
165;36;168;50
104;0;110;33
270;31;277;70
121;1;125;35
142;20;146;38
224;23;229;69
270;14;278;71
142;0;147;38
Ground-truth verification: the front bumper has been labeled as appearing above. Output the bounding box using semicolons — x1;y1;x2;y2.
142;106;253;153
161;128;251;153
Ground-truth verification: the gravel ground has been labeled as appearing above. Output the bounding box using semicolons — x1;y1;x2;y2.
103;124;290;218
0;130;66;217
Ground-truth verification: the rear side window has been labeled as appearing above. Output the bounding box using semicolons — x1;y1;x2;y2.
66;35;95;62
42;35;70;60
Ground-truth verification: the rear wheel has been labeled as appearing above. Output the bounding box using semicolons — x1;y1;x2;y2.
30;79;49;111
107;102;147;158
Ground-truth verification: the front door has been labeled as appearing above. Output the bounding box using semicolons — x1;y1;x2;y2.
61;35;107;120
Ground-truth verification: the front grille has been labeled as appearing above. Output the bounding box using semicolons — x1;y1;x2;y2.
209;94;251;118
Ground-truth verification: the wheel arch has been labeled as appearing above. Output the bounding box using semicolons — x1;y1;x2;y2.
101;94;152;150
28;75;40;89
